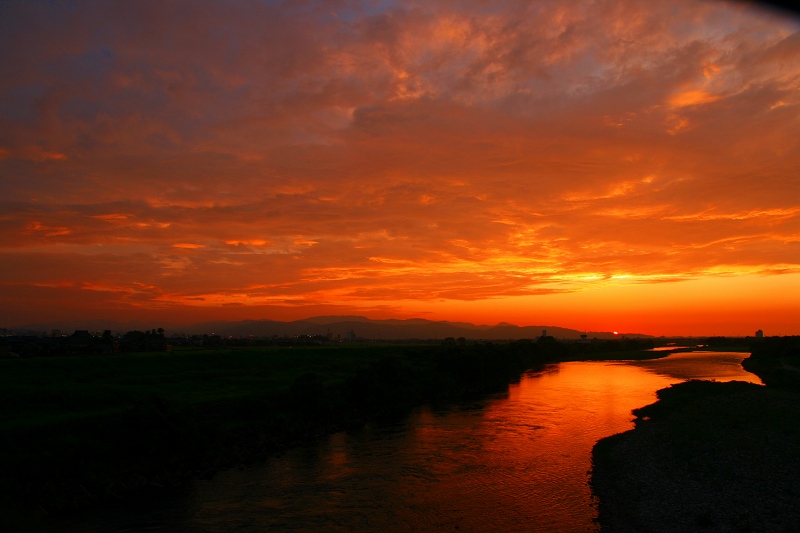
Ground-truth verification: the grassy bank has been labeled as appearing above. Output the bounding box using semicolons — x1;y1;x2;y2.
591;337;800;532
0;337;654;527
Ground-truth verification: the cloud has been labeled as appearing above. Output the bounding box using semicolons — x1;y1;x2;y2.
0;0;799;332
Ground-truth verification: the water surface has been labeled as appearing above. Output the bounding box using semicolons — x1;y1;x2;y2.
70;351;761;532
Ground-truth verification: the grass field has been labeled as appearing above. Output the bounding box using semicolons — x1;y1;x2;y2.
0;345;412;432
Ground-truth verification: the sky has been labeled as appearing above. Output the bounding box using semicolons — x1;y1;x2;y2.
1;0;799;336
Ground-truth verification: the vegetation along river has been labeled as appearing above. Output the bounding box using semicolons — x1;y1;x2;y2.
67;350;761;532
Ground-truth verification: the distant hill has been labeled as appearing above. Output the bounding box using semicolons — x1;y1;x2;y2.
177;317;580;340
10;316;650;341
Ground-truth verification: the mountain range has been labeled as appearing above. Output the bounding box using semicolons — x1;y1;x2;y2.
11;316;649;340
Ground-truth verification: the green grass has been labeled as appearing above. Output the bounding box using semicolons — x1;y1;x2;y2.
0;345;411;432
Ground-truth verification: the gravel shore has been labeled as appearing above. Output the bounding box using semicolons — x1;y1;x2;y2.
591;380;800;533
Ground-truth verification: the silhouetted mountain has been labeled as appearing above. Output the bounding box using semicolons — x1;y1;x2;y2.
12;316;651;340
304;315;375;325
180;318;648;340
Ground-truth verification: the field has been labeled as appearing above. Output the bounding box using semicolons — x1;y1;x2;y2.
1;345;408;432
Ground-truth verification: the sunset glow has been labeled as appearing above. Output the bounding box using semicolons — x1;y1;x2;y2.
1;1;799;335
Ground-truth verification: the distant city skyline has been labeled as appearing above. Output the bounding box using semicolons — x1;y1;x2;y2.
1;1;799;337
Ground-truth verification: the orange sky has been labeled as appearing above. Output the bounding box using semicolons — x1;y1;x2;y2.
1;1;799;336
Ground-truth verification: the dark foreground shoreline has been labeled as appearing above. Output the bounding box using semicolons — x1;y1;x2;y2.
591;337;800;533
0;337;655;530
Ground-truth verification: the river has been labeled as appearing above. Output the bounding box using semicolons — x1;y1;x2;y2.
67;350;761;532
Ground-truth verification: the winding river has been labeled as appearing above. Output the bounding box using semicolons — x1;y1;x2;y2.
68;350;761;532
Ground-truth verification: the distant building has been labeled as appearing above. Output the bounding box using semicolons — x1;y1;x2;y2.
755;329;764;338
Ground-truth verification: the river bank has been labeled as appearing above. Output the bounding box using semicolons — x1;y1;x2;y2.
591;337;800;532
1;337;655;529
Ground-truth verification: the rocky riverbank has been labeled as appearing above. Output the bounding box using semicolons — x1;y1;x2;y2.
591;379;800;532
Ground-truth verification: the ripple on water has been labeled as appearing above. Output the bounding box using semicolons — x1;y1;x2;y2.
67;351;759;532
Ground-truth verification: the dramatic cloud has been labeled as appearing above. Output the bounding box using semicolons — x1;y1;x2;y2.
1;0;799;334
